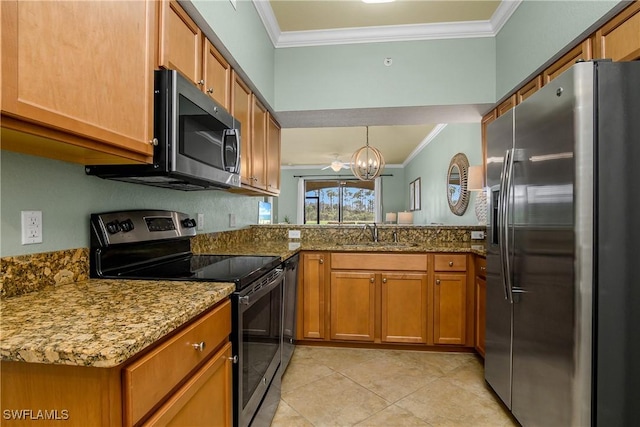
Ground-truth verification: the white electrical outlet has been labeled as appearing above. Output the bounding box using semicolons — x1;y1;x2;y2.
471;230;485;240
197;213;204;231
288;230;301;239
229;213;236;228
21;210;43;244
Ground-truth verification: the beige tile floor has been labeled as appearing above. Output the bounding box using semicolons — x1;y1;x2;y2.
271;346;519;427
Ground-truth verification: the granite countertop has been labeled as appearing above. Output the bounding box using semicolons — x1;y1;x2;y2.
196;241;486;257
1;240;484;368
0;279;234;368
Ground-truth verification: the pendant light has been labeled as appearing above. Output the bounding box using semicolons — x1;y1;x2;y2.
350;126;385;181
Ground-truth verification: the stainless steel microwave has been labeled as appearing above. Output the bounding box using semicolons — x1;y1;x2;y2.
86;69;241;191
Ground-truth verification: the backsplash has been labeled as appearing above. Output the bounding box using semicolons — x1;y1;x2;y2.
191;224;486;253
246;224;485;245
1;248;89;298
2;224;486;298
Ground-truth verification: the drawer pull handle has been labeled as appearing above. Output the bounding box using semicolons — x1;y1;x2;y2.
229;355;238;364
436;279;441;285
319;258;324;264
370;277;375;283
193;341;206;352
480;266;486;271
382;278;387;283
449;261;454;267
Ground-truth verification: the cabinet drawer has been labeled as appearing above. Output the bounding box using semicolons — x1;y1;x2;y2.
124;299;231;426
434;254;467;272
331;253;428;271
475;256;487;278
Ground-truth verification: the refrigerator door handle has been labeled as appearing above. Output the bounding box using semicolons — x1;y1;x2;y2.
504;148;515;303
498;149;511;301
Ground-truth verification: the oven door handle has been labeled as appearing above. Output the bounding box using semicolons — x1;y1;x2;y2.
238;268;284;307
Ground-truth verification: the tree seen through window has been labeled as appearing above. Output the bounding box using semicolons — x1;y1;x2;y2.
304;180;374;224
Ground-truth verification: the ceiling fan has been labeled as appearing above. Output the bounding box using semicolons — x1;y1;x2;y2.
321;155;352;172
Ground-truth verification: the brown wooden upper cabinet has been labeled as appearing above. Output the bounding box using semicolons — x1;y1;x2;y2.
267;115;282;195
497;94;516;117
1;0;155;164
158;0;231;110
251;96;268;191
231;72;253;187
543;39;593;83
517;75;543;104
594;1;640;61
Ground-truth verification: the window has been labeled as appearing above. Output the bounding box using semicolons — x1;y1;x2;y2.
304;180;375;224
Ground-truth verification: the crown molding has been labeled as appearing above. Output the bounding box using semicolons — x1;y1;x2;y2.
253;0;522;48
252;0;280;46
402;124;448;167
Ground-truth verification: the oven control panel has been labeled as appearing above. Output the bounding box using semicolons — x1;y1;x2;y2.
91;210;197;246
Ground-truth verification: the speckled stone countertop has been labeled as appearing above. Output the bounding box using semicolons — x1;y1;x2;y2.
194;240;485;257
0;279;234;368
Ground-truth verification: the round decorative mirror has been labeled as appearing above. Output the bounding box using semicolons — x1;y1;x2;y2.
447;153;470;216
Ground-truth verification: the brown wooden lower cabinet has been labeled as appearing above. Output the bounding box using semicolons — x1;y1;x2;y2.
433;273;467;345
298;252;327;340
0;299;232;427
298;251;478;348
475;276;487;357
142;342;233;426
381;272;429;344
330;271;376;342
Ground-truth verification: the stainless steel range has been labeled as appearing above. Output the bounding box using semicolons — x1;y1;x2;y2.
90;210;284;427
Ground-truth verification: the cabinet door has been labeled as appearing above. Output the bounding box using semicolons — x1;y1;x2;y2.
433;273;467;345
381;273;428;344
231;72;253;186
143;342;233;427
300;253;326;340
543;39;592;84
475;276;487;357
1;0;155;161
330;272;376;342
516;76;543;104
497;95;516;117
594;1;640;61
202;38;231;110
158;0;202;85
251;96;268;190
266;114;282;195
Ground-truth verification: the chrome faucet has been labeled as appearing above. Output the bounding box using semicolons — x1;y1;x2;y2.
364;223;379;242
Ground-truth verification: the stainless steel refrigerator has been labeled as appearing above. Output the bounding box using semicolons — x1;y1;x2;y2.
485;60;640;427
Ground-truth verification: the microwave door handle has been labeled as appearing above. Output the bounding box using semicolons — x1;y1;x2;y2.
235;130;241;174
220;129;240;173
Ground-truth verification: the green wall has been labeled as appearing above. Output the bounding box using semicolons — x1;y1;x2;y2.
191;0;276;106
495;0;622;100
0;151;263;257
275;38;496;111
404;124;482;225
276;167;405;225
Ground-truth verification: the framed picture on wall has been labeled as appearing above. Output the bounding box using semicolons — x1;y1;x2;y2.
409;181;415;211
414;178;421;210
409;178;421;211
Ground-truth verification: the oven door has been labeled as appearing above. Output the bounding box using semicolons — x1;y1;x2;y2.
234;269;284;427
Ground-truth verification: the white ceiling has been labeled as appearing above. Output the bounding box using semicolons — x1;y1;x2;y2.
257;0;519;168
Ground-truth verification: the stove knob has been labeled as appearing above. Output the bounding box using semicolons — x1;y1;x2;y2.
120;219;135;232
182;218;197;228
106;220;121;234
